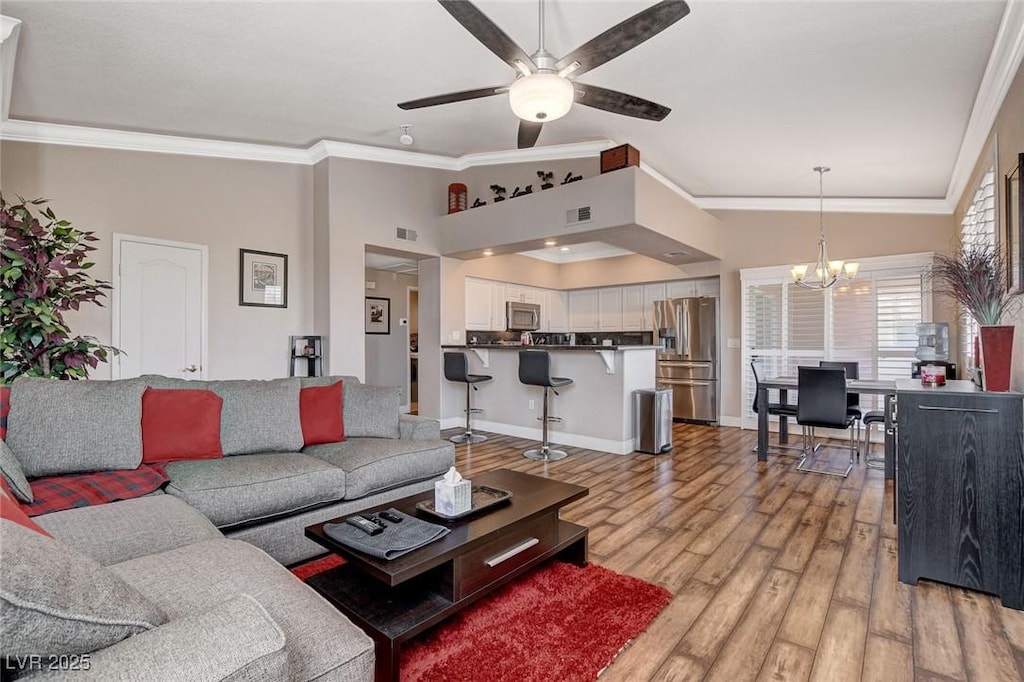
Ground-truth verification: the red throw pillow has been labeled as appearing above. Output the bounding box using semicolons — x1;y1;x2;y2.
141;388;224;464
300;381;345;447
0;479;52;537
0;385;10;441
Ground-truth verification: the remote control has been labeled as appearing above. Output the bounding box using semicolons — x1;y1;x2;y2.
379;510;403;523
345;515;383;536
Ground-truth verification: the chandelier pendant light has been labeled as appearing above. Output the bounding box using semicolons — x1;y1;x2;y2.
791;166;859;290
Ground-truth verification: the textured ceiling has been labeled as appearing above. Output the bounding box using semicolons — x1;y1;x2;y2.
3;1;1008;199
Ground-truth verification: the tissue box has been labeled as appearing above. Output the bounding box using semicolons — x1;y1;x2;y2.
435;477;472;516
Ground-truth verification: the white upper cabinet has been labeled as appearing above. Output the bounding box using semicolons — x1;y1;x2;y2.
694;277;721;298
505;285;542;304
545;290;569;332
621;285;644;330
465;278;495;330
569;289;599;331
643;283;667;330
598;288;623;331
491;283;507;330
667;279;697;299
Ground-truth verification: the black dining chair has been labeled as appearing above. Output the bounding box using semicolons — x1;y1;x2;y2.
750;361;804;457
796;366;857;477
819;360;862;456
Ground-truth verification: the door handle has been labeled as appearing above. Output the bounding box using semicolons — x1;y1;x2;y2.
183;364;199;373
917;405;998;414
660;379;712;386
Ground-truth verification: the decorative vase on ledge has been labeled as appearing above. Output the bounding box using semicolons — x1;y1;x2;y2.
979;325;1015;392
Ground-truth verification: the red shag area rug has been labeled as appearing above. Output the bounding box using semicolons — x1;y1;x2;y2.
292;557;671;682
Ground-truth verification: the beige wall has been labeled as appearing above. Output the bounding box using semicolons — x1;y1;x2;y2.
1;142;314;380
956;61;1024;390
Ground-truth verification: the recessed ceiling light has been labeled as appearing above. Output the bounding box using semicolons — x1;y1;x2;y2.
483;249;493;256
559;246;570;252
545;240;557;247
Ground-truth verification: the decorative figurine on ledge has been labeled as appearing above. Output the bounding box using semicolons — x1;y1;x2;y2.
511;185;533;198
537;171;554;190
471;197;486;208
490;184;507;202
561;171;583;185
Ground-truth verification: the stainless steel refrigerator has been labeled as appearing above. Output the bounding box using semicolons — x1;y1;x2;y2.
653;297;719;424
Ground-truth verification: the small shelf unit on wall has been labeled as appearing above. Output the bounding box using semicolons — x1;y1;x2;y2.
289;335;323;377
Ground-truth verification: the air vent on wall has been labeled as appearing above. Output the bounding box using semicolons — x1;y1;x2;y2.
565;206;592;226
395;227;418;242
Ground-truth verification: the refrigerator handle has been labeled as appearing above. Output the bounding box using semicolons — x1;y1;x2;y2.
678;303;689;358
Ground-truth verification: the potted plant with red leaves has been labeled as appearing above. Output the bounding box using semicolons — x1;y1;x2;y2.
930;243;1022;391
1;195;120;383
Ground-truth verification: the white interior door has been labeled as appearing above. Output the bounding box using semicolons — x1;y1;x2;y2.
113;235;207;379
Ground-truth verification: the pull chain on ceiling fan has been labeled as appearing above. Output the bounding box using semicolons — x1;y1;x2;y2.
397;0;691;149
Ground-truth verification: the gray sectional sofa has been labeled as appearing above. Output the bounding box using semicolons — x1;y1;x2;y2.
0;374;456;681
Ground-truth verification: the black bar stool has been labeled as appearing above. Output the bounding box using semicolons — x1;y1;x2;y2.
518;350;573;461
861;410;885;469
443;351;492;444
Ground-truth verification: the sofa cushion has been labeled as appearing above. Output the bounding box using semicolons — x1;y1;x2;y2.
7;377;147;477
0;519;167;657
164;453;346;528
142;388;224;463
305;438;454;499
35;494;223;566
300;381;344;446
142;376;303;456
344;384;401;439
1;438;33;503
21;464;170;517
109;538;374;682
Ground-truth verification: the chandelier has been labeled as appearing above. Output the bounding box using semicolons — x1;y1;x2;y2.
790;166;859;289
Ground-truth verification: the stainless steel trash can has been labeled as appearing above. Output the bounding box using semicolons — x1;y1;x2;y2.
634;388;673;454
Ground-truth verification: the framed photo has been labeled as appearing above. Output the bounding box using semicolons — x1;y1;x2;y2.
239;249;288;308
1006;153;1022;293
365;296;390;335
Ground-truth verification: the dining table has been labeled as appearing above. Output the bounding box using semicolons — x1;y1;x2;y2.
755;376;898;479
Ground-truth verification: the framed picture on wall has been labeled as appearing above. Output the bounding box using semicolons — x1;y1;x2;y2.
1007;153;1022;293
239;249;288;308
365;296;390;335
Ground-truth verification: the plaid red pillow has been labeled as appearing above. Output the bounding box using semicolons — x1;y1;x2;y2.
0;386;10;441
20;464;169;517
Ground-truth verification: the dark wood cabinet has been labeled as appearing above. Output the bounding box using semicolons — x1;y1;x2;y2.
896;387;1024;609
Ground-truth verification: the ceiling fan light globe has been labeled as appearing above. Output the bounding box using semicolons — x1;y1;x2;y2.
509;74;574;123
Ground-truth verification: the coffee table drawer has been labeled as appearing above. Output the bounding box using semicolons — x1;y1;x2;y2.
455;514;558;598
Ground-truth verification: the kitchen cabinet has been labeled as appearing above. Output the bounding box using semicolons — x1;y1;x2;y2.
896;385;1024;609
505;285;541;304
667;280;696;299
643;283;666;330
598;288;623;331
545;290;568;332
621;286;645;330
694;277;721;298
569;290;599;331
465;278;506;331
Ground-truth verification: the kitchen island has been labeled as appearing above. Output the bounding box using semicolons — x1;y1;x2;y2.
440;345;658;455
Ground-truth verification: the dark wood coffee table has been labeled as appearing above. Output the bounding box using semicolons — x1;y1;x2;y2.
304;469;588;682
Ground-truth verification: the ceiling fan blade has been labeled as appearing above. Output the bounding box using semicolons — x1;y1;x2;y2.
518;121;543;149
398;86;508;110
555;0;690;78
574;83;671;121
438;1;536;72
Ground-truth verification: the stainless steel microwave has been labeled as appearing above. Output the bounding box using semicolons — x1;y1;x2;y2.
506;301;541;331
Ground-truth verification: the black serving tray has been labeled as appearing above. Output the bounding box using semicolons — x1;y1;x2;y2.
415;485;513;521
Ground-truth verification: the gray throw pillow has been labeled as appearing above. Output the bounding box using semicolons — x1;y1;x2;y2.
0;440;33;503
0;521;168;657
142;376;303;456
344;385;402;439
7;378;147;478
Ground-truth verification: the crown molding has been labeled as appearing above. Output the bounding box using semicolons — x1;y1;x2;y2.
695;195;954;215
945;0;1024;205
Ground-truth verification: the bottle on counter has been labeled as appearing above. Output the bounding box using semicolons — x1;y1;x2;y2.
520;331;532;345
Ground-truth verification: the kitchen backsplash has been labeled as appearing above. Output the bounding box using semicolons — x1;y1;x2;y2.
465;331;653;346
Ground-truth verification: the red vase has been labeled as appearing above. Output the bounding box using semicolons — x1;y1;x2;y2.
979;325;1015;392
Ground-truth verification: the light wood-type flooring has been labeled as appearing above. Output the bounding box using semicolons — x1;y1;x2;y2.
445;422;1024;681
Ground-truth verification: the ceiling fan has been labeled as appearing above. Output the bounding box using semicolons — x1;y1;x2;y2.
398;0;691;149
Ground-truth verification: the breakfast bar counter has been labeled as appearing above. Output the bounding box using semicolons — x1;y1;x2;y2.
440;345;658;454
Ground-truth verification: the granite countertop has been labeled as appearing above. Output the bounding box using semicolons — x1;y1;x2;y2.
441;344;659;351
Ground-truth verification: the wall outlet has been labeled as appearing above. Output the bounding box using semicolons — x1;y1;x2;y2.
528;399;535;410
399;318;408;326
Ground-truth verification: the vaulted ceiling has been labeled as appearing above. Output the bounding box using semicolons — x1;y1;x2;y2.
2;1;1018;202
